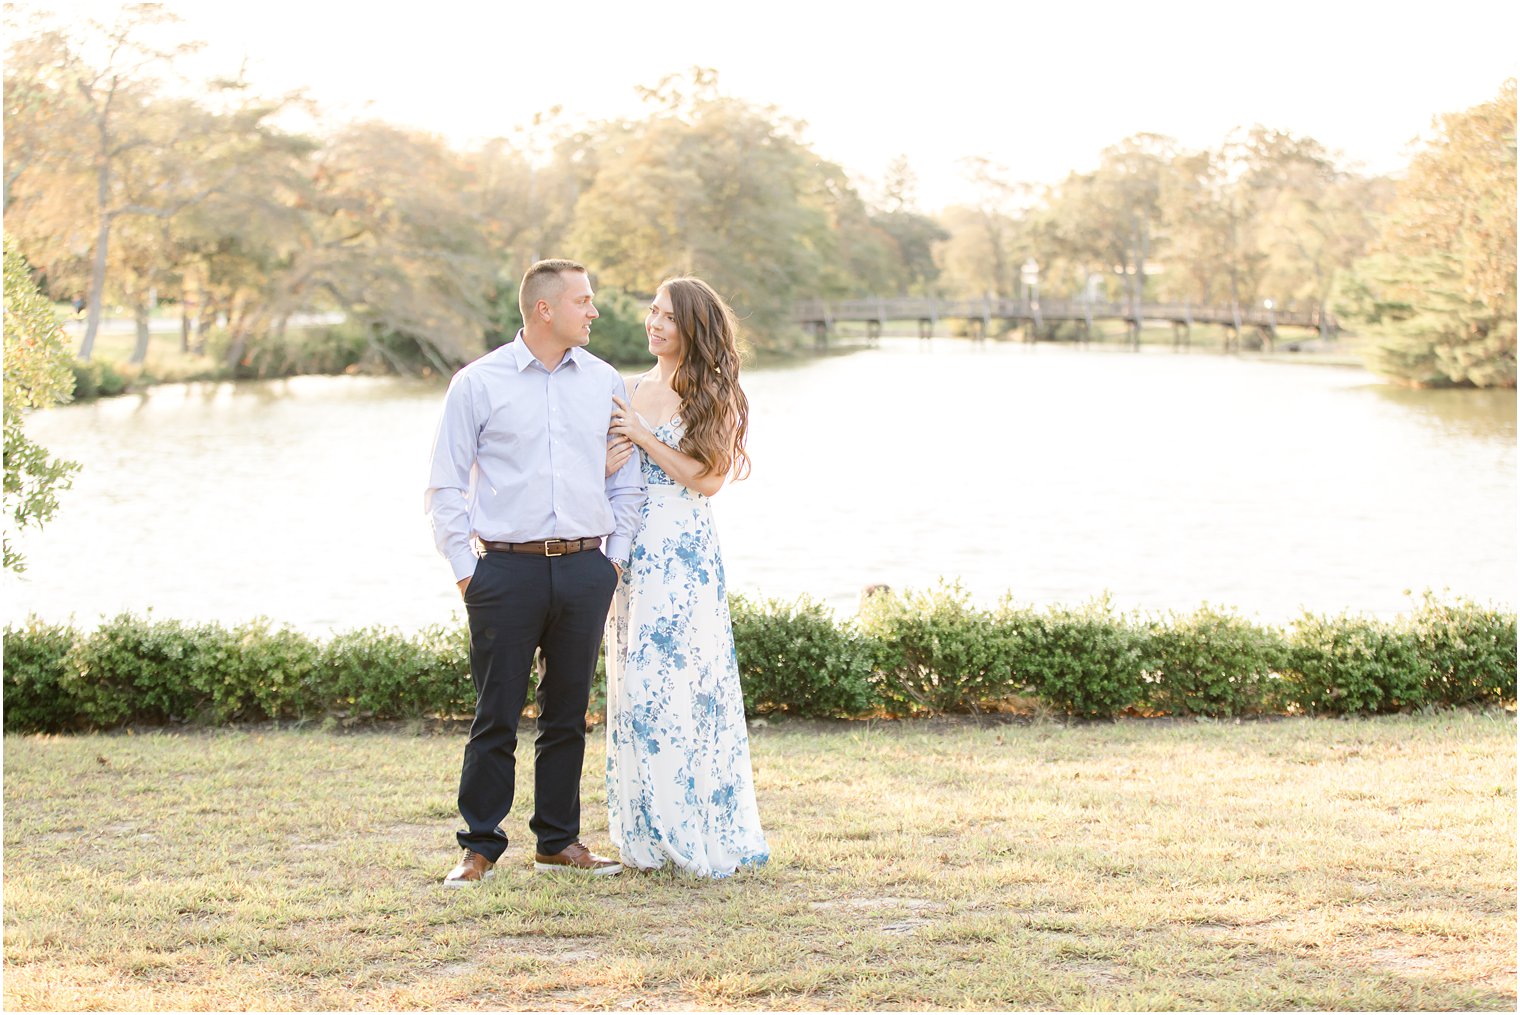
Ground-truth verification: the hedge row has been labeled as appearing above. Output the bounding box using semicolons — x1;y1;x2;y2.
3;586;1514;732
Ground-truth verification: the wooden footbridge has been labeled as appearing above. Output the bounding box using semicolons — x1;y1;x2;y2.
792;297;1338;352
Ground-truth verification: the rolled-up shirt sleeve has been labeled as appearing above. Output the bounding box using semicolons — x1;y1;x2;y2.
424;372;483;582
604;374;646;565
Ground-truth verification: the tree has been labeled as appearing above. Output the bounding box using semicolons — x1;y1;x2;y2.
261;121;496;370
1037;171;1116;302
154;94;318;358
1344;81;1517;387
3;242;80;572
935;157;1035;299
564;69;880;347
868;156;948;296
1038;136;1175;337
1157;147;1258;308
467;136;570;346
1237;128;1384;335
1095;135;1173;324
3;6;210;360
935;204;1021;299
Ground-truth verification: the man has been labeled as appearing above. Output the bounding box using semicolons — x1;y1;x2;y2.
425;258;646;886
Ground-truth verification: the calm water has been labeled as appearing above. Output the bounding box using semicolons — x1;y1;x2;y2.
4;339;1514;633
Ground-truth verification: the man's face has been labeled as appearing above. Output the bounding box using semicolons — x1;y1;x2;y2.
549;271;598;349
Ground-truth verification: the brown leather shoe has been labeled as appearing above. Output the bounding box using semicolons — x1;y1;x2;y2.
533;842;622;875
443;849;496;887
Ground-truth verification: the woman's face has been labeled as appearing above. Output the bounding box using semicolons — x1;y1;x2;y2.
646;288;684;360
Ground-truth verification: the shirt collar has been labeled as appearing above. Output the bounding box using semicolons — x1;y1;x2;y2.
507;331;584;373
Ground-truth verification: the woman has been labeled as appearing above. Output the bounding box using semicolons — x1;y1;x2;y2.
602;276;769;878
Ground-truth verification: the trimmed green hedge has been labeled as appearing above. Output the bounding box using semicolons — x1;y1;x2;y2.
858;583;1022;714
1143;605;1286;718
731;594;877;718
3;589;1514;732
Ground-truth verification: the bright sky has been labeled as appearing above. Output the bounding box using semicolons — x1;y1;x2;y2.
21;0;1520;210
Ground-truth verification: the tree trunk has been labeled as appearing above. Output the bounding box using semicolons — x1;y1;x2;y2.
179;269;198;353
223;290;250;370
194;299;217;355
223;328;247;372
78;201;113;361
129;298;151;364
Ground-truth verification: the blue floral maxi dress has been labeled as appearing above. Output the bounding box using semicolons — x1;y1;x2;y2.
604;414;770;877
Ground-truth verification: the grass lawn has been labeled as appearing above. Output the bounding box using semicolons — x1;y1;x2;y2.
3;712;1514;1011
55;313;224;386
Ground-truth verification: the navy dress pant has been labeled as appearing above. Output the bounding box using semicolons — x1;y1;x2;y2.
456;549;619;860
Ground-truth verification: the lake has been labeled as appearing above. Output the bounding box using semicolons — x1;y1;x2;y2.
4;338;1514;634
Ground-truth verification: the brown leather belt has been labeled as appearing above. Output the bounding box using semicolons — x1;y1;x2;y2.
478;537;601;557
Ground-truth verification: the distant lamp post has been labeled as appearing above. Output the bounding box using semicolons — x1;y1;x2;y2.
1021;258;1040;308
1263;298;1276;328
1085;272;1101;304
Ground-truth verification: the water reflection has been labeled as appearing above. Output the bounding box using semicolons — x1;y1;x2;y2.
1364;384;1517;443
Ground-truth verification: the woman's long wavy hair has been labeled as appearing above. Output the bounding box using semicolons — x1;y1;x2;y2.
662;276;751;481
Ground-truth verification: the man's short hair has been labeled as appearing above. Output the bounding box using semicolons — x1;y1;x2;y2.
519;259;587;325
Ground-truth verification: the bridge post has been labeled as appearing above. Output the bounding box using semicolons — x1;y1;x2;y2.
813;320;829;351
1173;320;1190;350
917;318;933;342
866;319;882;347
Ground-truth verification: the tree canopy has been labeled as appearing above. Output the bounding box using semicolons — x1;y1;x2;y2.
3;242;80;572
1342;81;1517;387
3;11;1513;388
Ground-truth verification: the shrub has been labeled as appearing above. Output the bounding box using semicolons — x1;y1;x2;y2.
215;619;329;722
60;613;218;726
2;617;81;732
585;287;657;367
859;582;1020;714
1014;596;1146;719
415;621;474;715
730;594;880;718
5;593;1512;733
69;358;128;400
323;625;472;719
1284;612;1424;715
1144;605;1286;716
1404;591;1517;706
232;324;369;379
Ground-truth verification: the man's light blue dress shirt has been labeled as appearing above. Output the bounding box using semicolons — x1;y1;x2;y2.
425;334;647;582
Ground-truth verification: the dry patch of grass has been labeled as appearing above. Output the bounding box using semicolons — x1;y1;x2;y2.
4;711;1514;1010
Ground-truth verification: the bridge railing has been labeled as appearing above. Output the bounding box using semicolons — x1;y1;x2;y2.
792;297;1336;331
